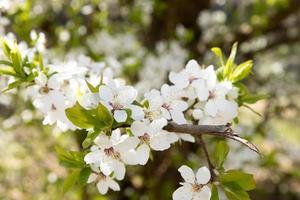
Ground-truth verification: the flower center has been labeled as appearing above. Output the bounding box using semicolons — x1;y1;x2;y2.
208;91;215;99
162;103;171;110
104;147;120;159
192;183;203;192
138;133;150;144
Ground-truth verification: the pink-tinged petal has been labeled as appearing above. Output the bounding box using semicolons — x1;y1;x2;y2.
178;165;195;184
172;184;193;200
196;167;211;184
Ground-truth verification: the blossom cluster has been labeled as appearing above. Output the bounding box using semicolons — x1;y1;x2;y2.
0;33;242;199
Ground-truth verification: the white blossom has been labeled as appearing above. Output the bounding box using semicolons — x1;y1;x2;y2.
173;165;211;200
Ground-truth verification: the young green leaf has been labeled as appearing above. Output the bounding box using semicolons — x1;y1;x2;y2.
55;146;86;168
219;170;256;191
1;80;23;93
213;141;230;168
224;42;238;78
65;102;99;129
0;66;17;77
82;129;101;148
62;170;80;193
10;42;25;77
211;185;220;200
230;60;253;82
1;39;12;59
240;94;268;104
85;80;99;93
79;167;92;186
211;47;225;67
96;102;114;128
221;182;250;200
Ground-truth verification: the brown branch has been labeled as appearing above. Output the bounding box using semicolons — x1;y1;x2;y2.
197;136;216;180
164;122;260;154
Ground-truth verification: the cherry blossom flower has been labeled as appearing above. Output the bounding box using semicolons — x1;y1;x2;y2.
173;165;211;200
87;165;120;195
130;118;177;165
84;129;139;180
99;79;144;122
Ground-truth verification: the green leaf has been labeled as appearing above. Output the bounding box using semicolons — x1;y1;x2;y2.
1;80;23;93
224;42;238;78
219;170;256;191
0;66;17;77
211;47;225;67
213;141;229;168
0;60;13;66
55;146;85;168
211;185;219;200
230;60;253;82
10;42;25;77
82;129;101;148
1;39;11;59
85;80;99;93
62;170;80;193
97;102;113;128
79;167;92;186
65;102;99;129
65;102;113;129
240;94;268;104
222;182;250;200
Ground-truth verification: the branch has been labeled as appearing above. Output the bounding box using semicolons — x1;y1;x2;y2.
198;135;216;180
164;122;260;154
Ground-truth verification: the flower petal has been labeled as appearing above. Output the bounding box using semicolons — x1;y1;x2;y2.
96;180;109;194
193;185;211;200
178;165;195;184
196;167;211;184
99;85;114;102
172;184;193;200
114;110;127;122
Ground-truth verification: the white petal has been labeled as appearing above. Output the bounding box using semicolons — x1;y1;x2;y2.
170;109;186;125
87;173;97;183
131;121;149;137
113;161;126;180
204;100;218;117
193;185;211;200
178;165;195;183
94;135;112;149
149;134;171;151
114;110;127;122
107;178;120;191
100;162;114;176
192;109;203;120
172;184;193;200
84;151;103;164
178;134;195;143
97;180;109;194
196;167;211;184
128;105;145;120
136;144;150;165
169;71;189;88
150;118;167;133
99;85;114;102
116;136;139;152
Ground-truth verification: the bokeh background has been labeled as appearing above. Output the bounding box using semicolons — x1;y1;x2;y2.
0;0;300;199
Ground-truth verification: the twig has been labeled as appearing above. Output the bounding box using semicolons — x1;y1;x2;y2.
198;136;216;180
164;122;260;154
